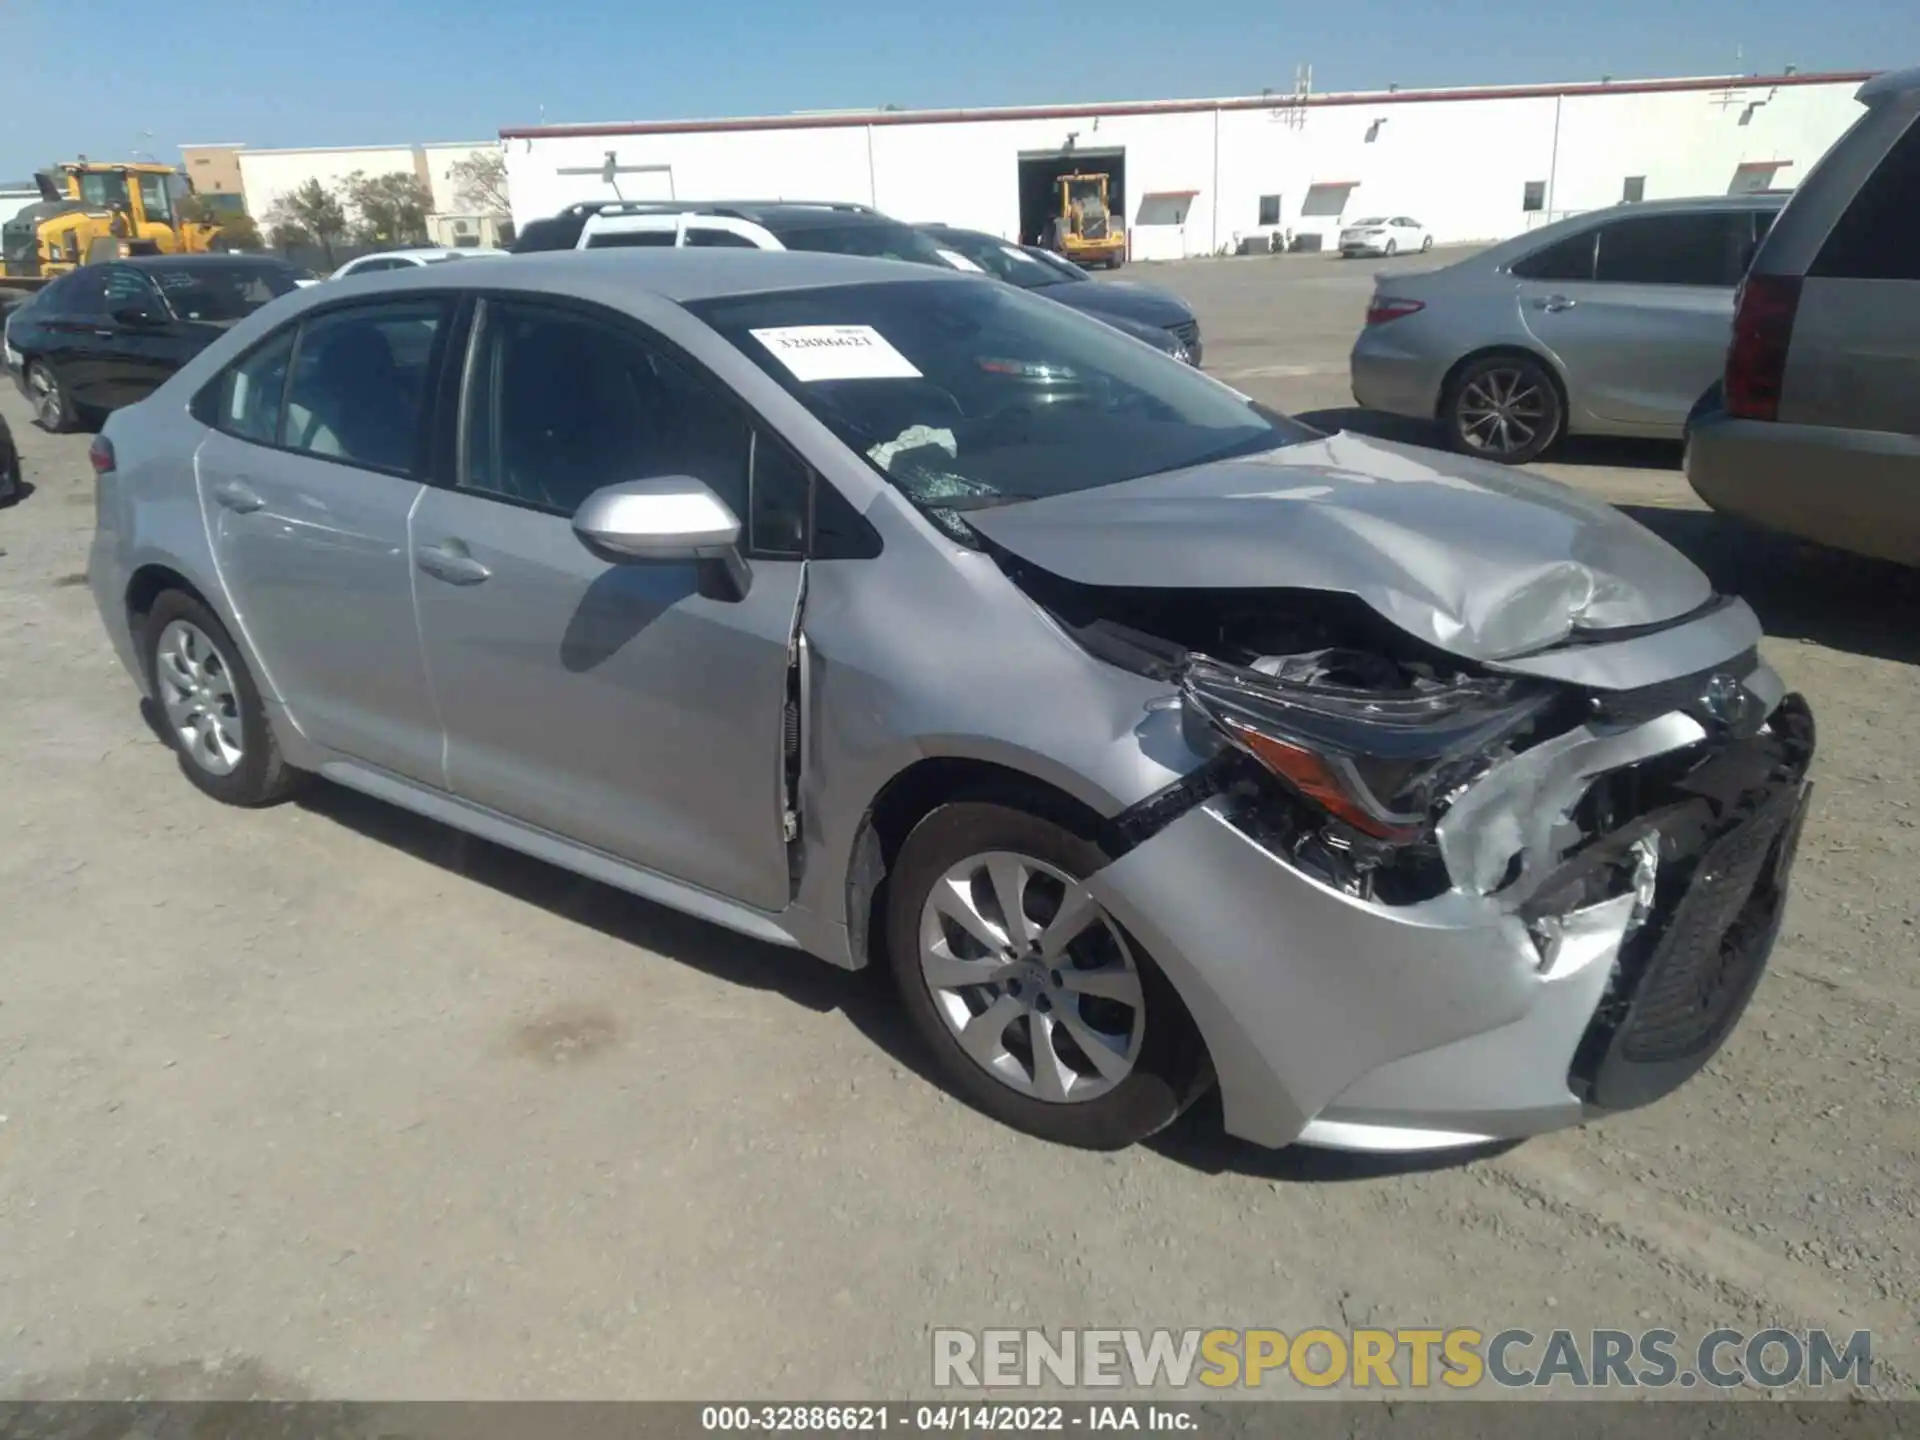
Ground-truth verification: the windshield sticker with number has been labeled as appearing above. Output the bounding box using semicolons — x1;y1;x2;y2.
750;325;923;382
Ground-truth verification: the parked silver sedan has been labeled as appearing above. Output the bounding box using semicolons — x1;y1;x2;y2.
1350;195;1784;463
88;250;1812;1154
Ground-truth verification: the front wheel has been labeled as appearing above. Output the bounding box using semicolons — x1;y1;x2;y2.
143;590;305;807
1385;238;1398;256
886;801;1211;1149
1445;353;1565;465
25;360;74;433
1421;234;1434;252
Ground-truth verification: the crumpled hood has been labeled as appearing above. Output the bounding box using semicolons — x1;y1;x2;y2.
965;430;1714;663
1049;280;1194;329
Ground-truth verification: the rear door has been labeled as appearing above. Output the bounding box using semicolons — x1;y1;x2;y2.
1519;208;1756;431
196;297;452;780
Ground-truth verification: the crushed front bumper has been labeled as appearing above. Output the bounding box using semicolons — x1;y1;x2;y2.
1087;689;1814;1152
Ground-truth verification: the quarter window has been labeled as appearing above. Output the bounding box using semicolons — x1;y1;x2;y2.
208;329;298;445
1811;114;1920;281
1510;230;1596;282
280;302;445;473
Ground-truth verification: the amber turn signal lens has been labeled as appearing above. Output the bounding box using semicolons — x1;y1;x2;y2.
1224;720;1424;843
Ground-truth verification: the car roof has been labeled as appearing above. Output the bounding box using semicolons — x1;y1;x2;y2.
1467;193;1788;266
1857;66;1920;103
285;246;973;306
349;247;507;262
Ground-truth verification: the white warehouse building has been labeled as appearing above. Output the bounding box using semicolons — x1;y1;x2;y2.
501;70;1872;260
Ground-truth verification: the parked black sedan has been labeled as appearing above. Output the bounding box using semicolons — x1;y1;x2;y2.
4;255;306;431
0;407;18;505
917;224;1204;365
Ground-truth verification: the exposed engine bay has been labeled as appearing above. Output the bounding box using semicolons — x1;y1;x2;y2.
998;554;1807;918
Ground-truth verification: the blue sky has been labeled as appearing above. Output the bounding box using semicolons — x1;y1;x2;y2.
0;0;1910;178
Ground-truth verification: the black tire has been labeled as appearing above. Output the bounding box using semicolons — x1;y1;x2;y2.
25;359;75;433
1385;238;1398;256
1443;351;1565;465
1421;234;1434;252
886;800;1212;1149
141;590;304;807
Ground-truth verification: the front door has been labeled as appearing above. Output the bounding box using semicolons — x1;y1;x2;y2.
96;267;191;407
1521;208;1753;432
410;297;807;911
196;297;451;780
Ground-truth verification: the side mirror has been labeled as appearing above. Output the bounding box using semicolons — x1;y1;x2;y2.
572;476;751;599
110;304;164;327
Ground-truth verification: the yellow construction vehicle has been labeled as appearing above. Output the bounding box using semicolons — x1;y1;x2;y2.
1;160;226;289
1047;172;1126;269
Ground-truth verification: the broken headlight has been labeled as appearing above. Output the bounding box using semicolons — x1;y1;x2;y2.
1181;650;1556;842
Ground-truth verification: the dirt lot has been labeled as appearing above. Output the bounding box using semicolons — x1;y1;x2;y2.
0;252;1915;1402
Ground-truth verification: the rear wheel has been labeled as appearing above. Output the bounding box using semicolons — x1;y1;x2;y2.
886;801;1211;1149
25;360;74;433
142;591;304;807
1445;353;1565;465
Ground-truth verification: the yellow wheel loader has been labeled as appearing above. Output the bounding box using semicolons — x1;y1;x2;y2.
1;161;226;292
1047;172;1127;269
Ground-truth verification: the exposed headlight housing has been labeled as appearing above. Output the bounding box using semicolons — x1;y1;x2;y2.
1181;651;1555;841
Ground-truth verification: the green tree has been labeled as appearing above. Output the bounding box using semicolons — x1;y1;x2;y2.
447;150;510;214
343;169;433;246
264;179;349;263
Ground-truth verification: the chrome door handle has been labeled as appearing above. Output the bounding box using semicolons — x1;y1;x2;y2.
212;479;264;513
1536;294;1577;312
415;540;491;586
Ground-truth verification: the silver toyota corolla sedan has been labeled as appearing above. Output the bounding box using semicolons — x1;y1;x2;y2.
1350;194;1785;464
87;249;1814;1154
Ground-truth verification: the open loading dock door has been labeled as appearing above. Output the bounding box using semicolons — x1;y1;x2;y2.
1018;147;1126;249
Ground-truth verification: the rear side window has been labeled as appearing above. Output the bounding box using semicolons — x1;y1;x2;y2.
686;228;759;248
279;302;446;473
1511;230;1596;281
1592;211;1752;286
1811;114;1920;281
207;329;297;444
586;229;675;249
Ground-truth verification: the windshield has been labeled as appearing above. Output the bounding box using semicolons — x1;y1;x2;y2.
773;221;953;267
151;263;301;321
1025;247;1090;283
928;231;1067;289
689;279;1308;517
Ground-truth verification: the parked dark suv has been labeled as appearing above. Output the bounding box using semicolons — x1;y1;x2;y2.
4;254;306;431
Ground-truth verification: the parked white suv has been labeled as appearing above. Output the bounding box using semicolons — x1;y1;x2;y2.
564;201;961;269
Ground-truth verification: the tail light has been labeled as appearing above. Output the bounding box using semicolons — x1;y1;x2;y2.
1724;274;1802;421
1365;297;1425;326
88;436;115;475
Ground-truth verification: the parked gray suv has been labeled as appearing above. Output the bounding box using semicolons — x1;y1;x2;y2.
1685;67;1920;565
86;250;1813;1155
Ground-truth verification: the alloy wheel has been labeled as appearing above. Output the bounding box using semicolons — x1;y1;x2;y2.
1457;366;1549;458
917;849;1146;1104
27;366;61;429
154;619;246;776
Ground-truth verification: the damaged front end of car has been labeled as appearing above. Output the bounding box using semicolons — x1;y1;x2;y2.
1004;559;1816;1146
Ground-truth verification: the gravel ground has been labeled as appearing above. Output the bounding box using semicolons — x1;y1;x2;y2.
0;252;1913;1403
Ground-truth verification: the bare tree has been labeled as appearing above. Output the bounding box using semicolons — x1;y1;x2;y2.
264;179;349;264
447;150;510;215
